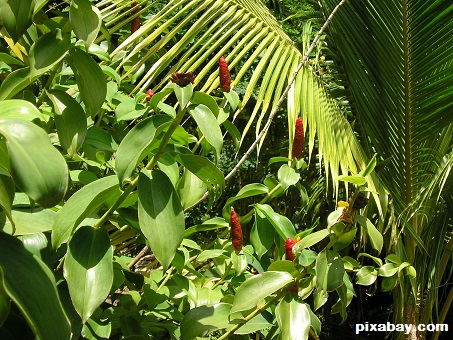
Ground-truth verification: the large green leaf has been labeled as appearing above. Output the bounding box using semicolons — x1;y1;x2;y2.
230;271;294;314
0;269;9;327
64;225;113;323
67;47;106;116
276;297;311;340
223;183;269;220
250;208;275;259
52;175;119;249
0;119;68;208
0;233;71;338
29;29;71;79
115;115;172;184
70;0;102;49
0;167;14;228
48;89;88;157
0;0;34;42
0;67;31;100
176;169;207;210
253;204;296;241
0;99;45;121
2;208;55;235
189;103;223;162
138;169;184;270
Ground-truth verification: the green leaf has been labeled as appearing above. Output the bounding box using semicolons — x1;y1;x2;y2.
326;256;345;292
168;83;193;109
69;0;102;49
115;115;172;184
176;169;206;210
67;47;106;116
29;29;71;79
359;154;377;177
278;164;300;191
223;184;268;220
231;251;247;277
356;215;383;254
191;91;219;117
336;174;366;186
0;119;68;208
0;233;71;338
52;175;119;249
356;266;378;286
0;0;34;42
230;271;294;314
0;167;14;228
48;89;87;157
0;99;45;121
250;208;275;259
189;103;223;162
224;90;240;111
293;229;331;254
0;67;31;100
253;204;296;241
64;225;113;323
2;208;55;235
267;260;298;276
138;169;184;270
276;297;311;340
378;263;399;277
0;270;9;327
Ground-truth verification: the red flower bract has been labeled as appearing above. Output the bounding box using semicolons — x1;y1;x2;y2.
230;207;243;251
146;89;154;101
219;56;231;92
285;238;295;261
130;1;140;34
292;117;304;159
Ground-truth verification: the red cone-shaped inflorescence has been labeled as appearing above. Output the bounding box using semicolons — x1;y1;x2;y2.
146;89;154;101
292;117;304;159
131;1;140;34
285;238;295;261
219;56;231;92
230;207;243;251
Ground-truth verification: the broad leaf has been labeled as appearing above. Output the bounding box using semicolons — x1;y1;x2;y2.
67;47;106;116
0;167;14;228
230;271;294;314
2;208;55;235
278;164;300;191
0;99;45;121
115;115;172;184
64;225;113;323
48;89;87;157
293;229;331;254
250;208;275;259
276;297;311;340
52;175;119;249
223;183;269;220
0;119;68;208
0;233;71;338
29;29;71;79
253;204;296;241
177;169;207;210
0;0;34;42
70;0;102;49
0;67;31;100
138;169;184;270
356;215;383;254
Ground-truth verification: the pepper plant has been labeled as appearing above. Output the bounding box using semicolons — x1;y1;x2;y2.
0;0;415;339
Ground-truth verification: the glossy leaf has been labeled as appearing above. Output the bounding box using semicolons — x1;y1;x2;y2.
52;175;119;249
378;263;399;277
231;251;247;277
177;169;206;210
293;229;331;254
356;266;378;286
0;233;71;338
138;169;184;270
115;115;172;184
191;91;219;117
0;67;31;101
0;269;9;327
276;297;311;340
336;174;366;186
70;0;102;49
230;271;294;314
250;208;275;259
0;0;34;42
356;215;383;254
29;29;70;79
169;83;193;109
0;119;68;208
253;204;296;241
189;103;223;162
67;47;106;116
2;208;55;235
223;184;268;220
278;164;300;191
64;225;113;323
0;99;44;121
48;89;87;157
0;167;14;227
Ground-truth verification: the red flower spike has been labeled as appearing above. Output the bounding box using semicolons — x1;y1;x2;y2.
146;89;154;101
219;56;231;92
230;207;243;252
292;117;304;159
130;1;140;34
285;238;295;261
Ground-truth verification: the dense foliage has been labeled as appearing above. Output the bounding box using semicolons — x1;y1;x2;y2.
0;1;452;339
